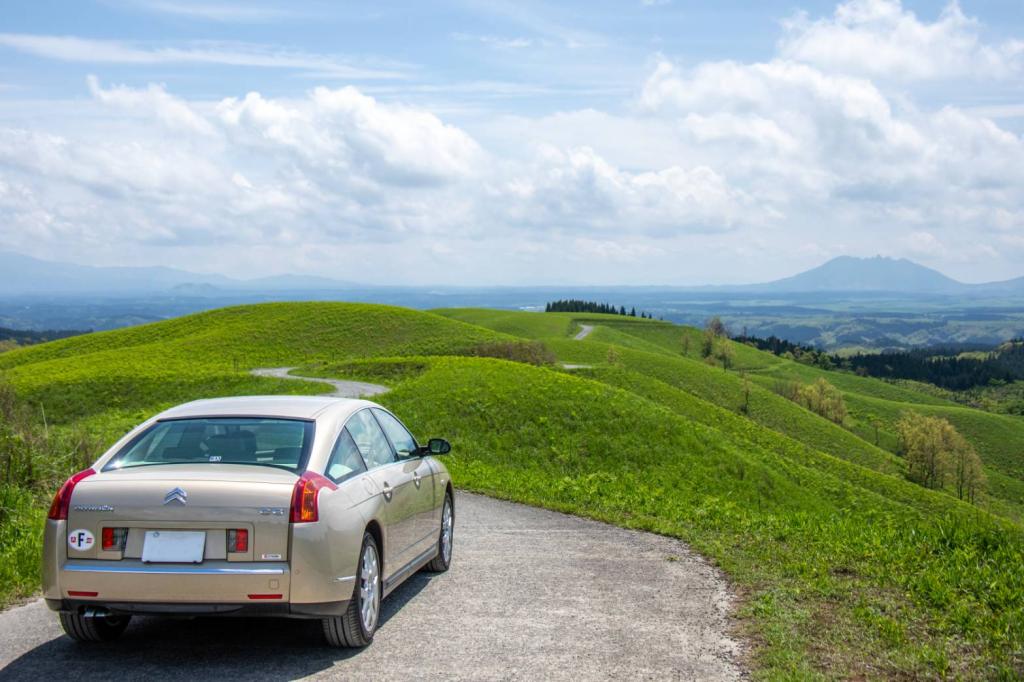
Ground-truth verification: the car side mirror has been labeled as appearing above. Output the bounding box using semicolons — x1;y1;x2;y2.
427;438;451;455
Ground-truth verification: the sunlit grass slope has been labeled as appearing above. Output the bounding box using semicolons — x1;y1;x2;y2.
441;307;1024;521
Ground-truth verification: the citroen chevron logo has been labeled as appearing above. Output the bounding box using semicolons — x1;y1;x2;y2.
164;487;188;505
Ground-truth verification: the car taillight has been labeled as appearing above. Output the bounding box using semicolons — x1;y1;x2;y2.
101;527;128;551
290;472;336;523
47;469;96;520
227;529;248;553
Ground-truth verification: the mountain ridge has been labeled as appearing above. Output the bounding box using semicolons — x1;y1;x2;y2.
0;250;1021;295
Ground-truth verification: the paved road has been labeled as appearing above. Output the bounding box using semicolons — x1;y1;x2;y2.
573;324;595;340
0;493;744;681
251;367;390;398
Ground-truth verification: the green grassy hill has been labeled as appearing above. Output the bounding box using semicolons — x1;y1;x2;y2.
2;303;1023;679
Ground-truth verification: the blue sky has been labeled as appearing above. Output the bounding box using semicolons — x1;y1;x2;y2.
0;1;1022;285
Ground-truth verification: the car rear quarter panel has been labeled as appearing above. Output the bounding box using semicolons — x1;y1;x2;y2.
289;480;383;605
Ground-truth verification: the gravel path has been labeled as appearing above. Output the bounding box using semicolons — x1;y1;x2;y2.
0;493;745;680
573;324;595;340
251;366;389;398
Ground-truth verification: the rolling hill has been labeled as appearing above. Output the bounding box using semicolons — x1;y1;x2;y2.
1;302;1022;678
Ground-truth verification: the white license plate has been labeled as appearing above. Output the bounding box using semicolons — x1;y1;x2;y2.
141;530;206;563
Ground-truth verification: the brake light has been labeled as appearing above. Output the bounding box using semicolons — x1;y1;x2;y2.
227;529;248;553
290;472;336;523
47;469;96;520
101;527;128;551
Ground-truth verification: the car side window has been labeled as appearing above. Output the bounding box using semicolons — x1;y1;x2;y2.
372;409;418;458
325;427;368;483
345;409;396;469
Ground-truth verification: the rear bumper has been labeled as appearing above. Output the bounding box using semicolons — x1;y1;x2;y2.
47;598;348;619
57;559;291;604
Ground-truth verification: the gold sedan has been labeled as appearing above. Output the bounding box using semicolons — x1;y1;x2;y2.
42;396;454;647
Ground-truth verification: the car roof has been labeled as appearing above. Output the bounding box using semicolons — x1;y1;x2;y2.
155;395;378;421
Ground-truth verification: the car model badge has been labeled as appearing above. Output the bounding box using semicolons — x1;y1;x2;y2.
164;487;188;505
72;505;115;512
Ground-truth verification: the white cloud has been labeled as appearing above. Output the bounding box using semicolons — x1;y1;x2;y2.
497;145;758;235
637;58;1024;216
779;0;1022;80
451;33;533;49
901;230;946;256
0;78;750;265
128;1;296;23
0;34;405;79
87;76;216;135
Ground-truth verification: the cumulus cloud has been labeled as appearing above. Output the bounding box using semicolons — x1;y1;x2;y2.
498;145;757;235
779;0;1023;80
637;58;1023;225
0;78;753;260
87;76;216;135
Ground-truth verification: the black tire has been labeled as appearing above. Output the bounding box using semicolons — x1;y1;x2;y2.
322;532;381;648
59;611;131;642
424;491;453;573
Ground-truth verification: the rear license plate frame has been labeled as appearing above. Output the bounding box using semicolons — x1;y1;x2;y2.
141;530;206;563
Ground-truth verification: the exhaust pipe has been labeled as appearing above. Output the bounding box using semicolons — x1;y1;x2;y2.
83;606;112;619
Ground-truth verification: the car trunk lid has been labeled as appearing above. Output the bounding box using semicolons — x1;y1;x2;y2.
66;464;295;562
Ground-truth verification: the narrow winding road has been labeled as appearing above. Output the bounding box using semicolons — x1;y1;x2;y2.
573;323;595;340
250;366;389;398
0;493;744;680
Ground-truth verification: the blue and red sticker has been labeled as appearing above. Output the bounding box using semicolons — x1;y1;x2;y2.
68;529;95;551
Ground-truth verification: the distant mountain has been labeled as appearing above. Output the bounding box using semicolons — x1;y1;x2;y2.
239;274;360;291
0;252;356;296
976;275;1024;294
759;256;962;293
752;256;1024;295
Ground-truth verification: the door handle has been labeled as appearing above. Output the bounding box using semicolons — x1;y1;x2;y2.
412;472;421;488
381;483;393;501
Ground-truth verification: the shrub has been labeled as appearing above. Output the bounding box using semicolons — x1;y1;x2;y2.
467;341;556;366
773;377;847;425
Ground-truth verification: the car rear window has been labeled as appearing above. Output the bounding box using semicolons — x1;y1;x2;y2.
104;417;315;472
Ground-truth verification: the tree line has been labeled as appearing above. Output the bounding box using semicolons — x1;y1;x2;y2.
545;300;655;319
0;326;88;352
737;332;1024;391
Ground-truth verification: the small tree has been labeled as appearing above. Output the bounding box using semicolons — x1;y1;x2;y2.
895;412;983;498
703;316;728;360
606;346;622;366
705;316;728;338
794;378;847;425
950;429;986;503
714;337;735;371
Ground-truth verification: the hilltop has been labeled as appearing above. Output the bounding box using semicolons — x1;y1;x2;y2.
1;302;1022;678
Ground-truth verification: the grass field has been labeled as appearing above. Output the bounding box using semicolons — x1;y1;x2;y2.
2;302;1023;678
